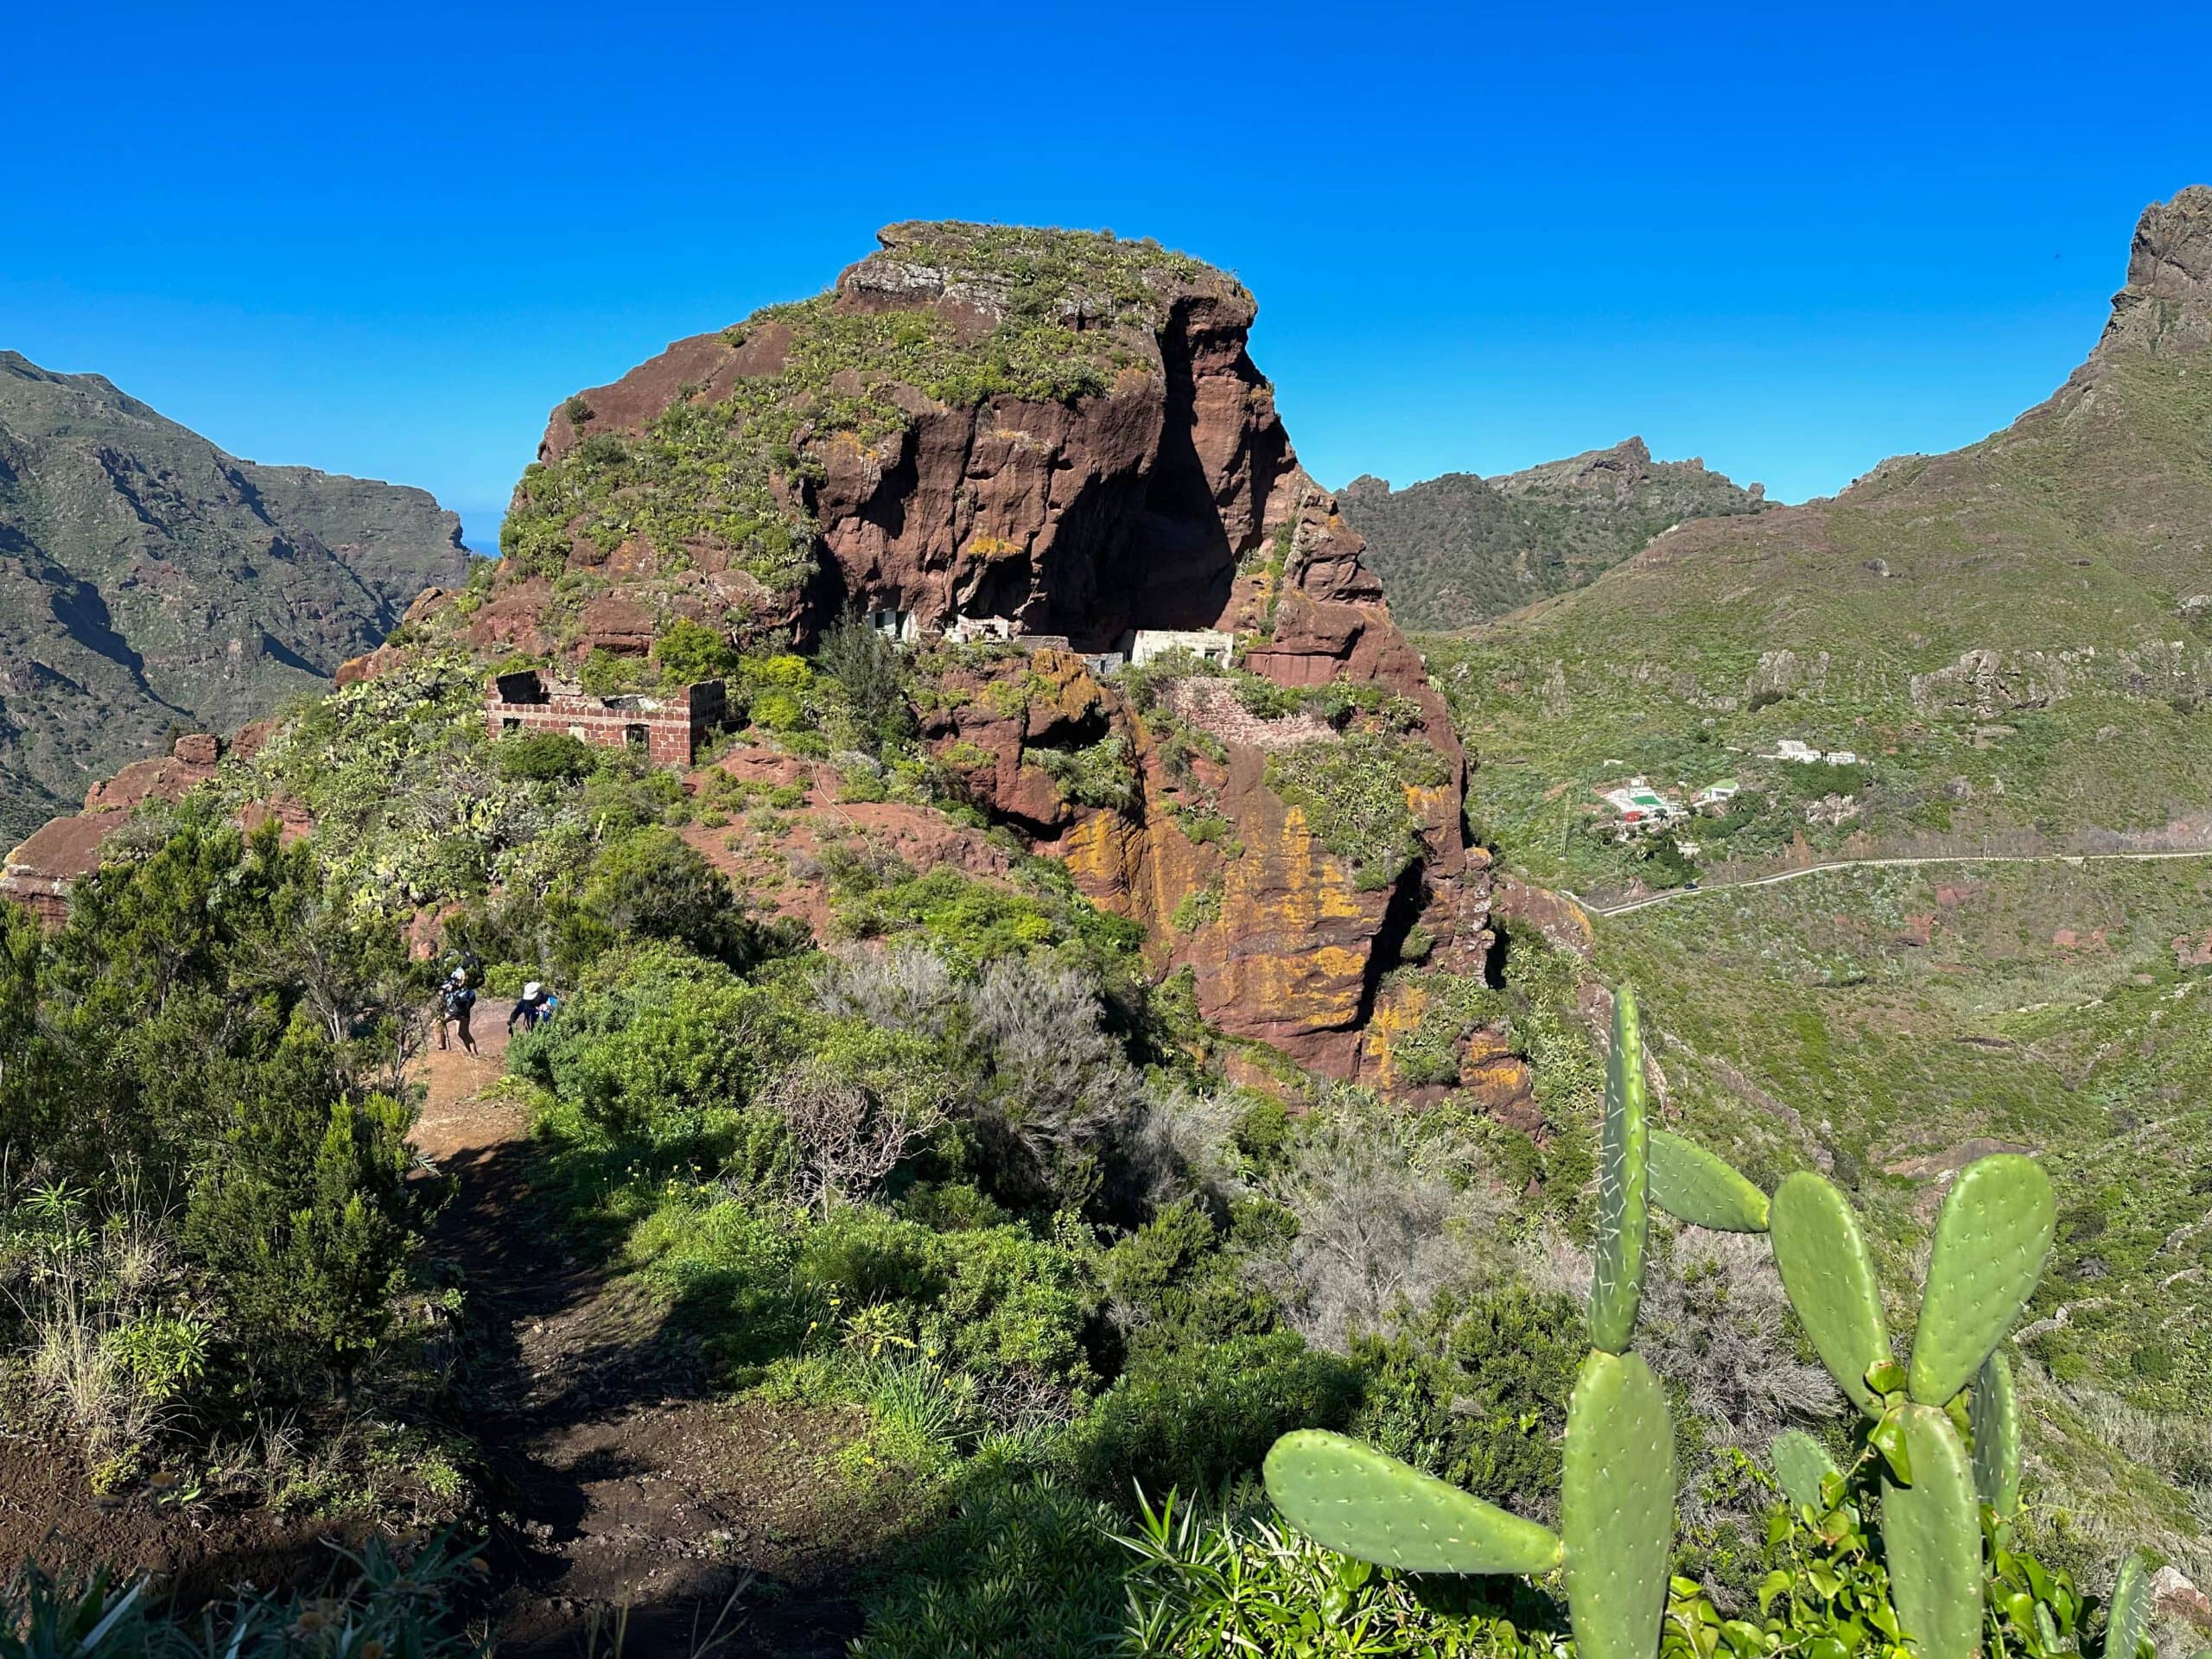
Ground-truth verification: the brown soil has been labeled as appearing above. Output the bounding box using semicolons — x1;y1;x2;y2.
416;1001;874;1656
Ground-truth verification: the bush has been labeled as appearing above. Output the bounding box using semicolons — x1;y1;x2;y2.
580;827;770;969
818;613;917;752
493;731;597;782
1080;1332;1361;1494
181;1027;421;1389
652;616;741;687
1033;735;1139;810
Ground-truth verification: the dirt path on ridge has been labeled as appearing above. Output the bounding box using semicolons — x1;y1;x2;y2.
410;1001;868;1658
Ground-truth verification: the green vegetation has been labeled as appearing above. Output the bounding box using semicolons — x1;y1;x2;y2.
1339;443;1770;631
0;351;465;843
1267;732;1451;890
0;821;454;1504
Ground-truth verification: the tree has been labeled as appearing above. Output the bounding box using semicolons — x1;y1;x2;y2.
817;612;916;752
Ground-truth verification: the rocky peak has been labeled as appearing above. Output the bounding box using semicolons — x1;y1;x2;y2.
2094;185;2212;359
456;221;1482;1079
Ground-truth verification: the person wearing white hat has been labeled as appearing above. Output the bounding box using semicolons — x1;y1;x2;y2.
510;981;553;1036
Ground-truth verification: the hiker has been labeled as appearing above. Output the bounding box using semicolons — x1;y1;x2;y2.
509;981;555;1036
435;968;479;1056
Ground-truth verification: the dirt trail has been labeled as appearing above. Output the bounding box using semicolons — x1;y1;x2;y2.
411;1001;863;1657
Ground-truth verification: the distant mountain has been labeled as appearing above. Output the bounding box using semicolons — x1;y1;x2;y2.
0;353;467;840
1428;184;2212;891
1339;437;1771;629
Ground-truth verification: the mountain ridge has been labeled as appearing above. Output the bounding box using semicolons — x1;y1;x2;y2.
0;351;467;840
1338;436;1771;628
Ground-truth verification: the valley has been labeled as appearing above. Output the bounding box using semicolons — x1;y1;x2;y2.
1;188;2209;1659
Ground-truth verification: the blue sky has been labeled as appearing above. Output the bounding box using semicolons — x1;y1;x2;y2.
5;3;2208;543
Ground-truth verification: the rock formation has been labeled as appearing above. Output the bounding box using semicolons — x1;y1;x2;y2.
459;222;1490;1075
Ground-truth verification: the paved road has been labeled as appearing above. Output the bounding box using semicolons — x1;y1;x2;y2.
1566;846;2212;919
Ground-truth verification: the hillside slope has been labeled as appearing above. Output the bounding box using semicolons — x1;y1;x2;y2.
1340;438;1770;629
0;352;467;841
1429;186;2212;899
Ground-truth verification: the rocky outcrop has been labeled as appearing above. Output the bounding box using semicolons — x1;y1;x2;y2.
470;222;1489;1075
3;734;220;926
2092;184;2212;361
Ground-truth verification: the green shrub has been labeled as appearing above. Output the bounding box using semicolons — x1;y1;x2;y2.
182;1027;421;1388
818;613;918;752
1080;1332;1361;1494
579;827;771;969
1033;735;1139;811
493;731;597;782
1265;734;1447;891
577;646;649;696
652;616;741;686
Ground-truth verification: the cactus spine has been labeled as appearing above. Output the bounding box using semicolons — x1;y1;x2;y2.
1263;985;1675;1659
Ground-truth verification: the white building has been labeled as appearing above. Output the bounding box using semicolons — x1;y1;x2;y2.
867;606;921;645
1127;628;1236;668
944;615;1015;645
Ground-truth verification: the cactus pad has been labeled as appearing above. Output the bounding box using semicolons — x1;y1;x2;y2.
1910;1154;2055;1407
1972;1349;2022;1518
1770;1428;1840;1511
1649;1128;1771;1232
1589;985;1650;1353
1562;1350;1676;1659
2106;1554;2152;1659
1263;1430;1563;1575
1770;1171;1893;1416
1882;1405;1981;1659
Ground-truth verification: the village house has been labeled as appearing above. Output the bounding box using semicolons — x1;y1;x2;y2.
1599;776;1688;833
1125;628;1236;668
485;670;728;766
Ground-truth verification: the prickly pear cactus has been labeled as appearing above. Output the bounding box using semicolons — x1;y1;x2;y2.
1589;986;1649;1355
1883;1404;1981;1659
1770;1427;1840;1511
1769;1170;1894;1417
1649;1128;1770;1232
1262;1430;1562;1575
2105;1554;2152;1659
1562;1351;1675;1659
1910;1154;2055;1407
1972;1349;2022;1519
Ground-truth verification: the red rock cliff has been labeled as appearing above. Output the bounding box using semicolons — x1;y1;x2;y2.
488;222;1489;1075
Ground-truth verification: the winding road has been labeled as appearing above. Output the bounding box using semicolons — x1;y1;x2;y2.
1565;845;2212;919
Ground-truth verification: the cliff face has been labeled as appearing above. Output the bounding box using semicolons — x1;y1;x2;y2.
483;222;1488;1074
0;353;467;842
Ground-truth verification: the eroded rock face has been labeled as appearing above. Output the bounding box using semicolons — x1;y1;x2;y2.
493;223;1489;1074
